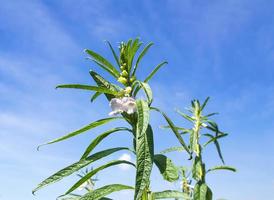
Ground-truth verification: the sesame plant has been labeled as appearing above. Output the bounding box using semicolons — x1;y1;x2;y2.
161;98;236;200
33;38;184;199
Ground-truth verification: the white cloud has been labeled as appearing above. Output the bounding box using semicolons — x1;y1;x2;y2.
118;153;132;171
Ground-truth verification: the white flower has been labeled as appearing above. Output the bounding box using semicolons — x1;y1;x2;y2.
109;97;136;116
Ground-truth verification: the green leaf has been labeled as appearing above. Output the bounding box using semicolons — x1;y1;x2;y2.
207;166;236;173
153;190;190;199
201;97;210;111
56;84;118;95
144;61;168;83
193;182;212;200
134;81;153;105
85;49;120;78
128;38;142;71
160;146;186;154
91;92;101;103
89;71;117;101
160;125;191;134
203;133;228;147
32;147;130;194
38;117;121;148
135;100;153;200
154;154;179;182
136;100;150;140
132;42;154;76
175;109;194;122
63;160;135;195
105;40;120;67
200;183;212;200
152;107;191;156
80;127;132;159
60;193;81;200
79;184;134;200
203;133;225;164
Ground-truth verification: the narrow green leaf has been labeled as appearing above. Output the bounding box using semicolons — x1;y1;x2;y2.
91;59;119;79
152;107;191;156
153;190;190;199
79;184;134;200
160;125;191;133
203;133;228;147
135;100;153;200
136;100;150;140
80;127;132;159
89;71;117;101
128;38;142;71
91;92;101;103
60;193;82;200
132;42;154;76
160;146;186;154
56;84;118;95
85;49;120;78
134;81;153;105
203;133;225;164
105;40;120;67
32;147;129;194
201;97;210;111
38;117;121;148
63;160;135;195
154;154;179;182
144;61;168;83
175;109;194;122
207;166;236;173
135;124;154;200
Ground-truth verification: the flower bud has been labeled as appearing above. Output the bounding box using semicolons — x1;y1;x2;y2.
120;65;125;71
121;70;128;77
118;76;127;85
124;86;132;94
130;76;136;83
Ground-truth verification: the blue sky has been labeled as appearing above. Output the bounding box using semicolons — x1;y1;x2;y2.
0;0;274;199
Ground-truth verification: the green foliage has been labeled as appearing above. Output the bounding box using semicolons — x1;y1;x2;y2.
38;117;121;149
152;190;190;199
154;154;179;182
79;184;134;200
34;38;171;199
135;100;154;200
85;49;120;78
63;160;135;196
161;97;236;200
193;182;212;200
80;127;132;159
34;38;235;200
32;147;130;194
